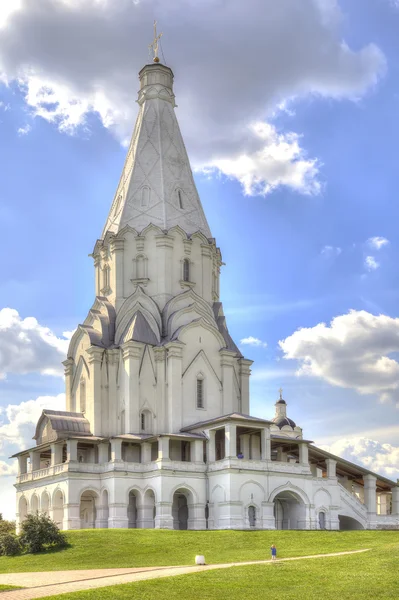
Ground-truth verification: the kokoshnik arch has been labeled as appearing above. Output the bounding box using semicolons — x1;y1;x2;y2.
12;53;399;532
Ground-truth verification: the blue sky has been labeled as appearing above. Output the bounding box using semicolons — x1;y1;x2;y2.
0;0;399;518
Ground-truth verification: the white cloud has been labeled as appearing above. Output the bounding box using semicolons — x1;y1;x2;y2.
0;0;386;196
202;122;320;196
279;310;399;406
365;255;379;271
240;336;268;348
0;308;69;378
321;245;342;258
323;437;399;480
0;393;65;519
0;0;21;29
17;123;31;136
367;236;389;250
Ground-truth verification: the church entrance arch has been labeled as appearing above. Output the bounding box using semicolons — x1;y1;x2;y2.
80;490;99;529
273;490;306;530
318;511;326;530
172;489;193;530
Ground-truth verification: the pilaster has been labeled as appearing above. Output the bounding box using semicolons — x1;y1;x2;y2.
238;358;253;414
141;442;152;463
86;346;104;436
107;349;120;435
110;237;125;309
154;347;167;433
121;341;143;434
299;443;309;465
261;502;276;530
29;450;40;471
220;350;237;414
155;502;174;529
18;455;28;475
165;342;184;432
63;358;74;410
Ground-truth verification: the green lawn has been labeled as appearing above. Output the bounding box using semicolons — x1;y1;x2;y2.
40;535;399;600
0;529;397;574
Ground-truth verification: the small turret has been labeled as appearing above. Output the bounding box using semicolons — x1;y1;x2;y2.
272;388;297;429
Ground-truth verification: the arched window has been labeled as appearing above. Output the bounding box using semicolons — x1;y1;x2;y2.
141;186;150;207
79;379;86;414
196;376;204;409
177;189;183;209
183;259;190;282
141;412;146;431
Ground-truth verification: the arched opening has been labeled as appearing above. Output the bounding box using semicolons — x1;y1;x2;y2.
338;515;364;530
97;490;109;528
141;489;156;528
30;494;39;515
19;497;28;523
273;490;306;530
318;511;326;530
41;492;50;516
183;258;190;282
80;490;99;529
53;490;64;529
248;505;257;528
172;489;193;530
128;491;139;528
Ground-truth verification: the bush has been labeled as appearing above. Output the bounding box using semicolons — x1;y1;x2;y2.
0;516;16;535
20;513;67;554
0;533;22;556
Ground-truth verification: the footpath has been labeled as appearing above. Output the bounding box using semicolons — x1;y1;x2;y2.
0;549;370;600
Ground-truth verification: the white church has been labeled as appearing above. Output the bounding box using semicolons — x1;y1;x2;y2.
13;51;399;532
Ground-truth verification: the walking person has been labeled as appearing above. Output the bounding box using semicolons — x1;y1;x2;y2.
271;544;277;561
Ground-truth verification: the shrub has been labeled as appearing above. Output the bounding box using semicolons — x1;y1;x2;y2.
20;513;67;554
0;516;16;535
0;533;22;556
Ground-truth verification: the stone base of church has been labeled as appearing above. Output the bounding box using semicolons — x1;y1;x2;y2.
16;463;398;533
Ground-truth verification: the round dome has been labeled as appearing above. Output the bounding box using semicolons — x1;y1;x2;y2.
272;416;297;429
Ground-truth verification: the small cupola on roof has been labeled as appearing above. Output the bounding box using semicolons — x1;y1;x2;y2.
272;388;297;430
101;23;212;240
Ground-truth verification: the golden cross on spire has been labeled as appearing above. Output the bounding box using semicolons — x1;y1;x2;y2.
278;387;283;399
149;20;163;63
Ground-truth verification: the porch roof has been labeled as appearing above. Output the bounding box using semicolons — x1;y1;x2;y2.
180;412;273;432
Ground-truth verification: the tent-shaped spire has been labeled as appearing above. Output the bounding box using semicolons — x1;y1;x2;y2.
102;63;212;238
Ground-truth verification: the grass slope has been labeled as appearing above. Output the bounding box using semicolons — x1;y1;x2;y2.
40;537;399;600
0;584;23;592
0;529;397;574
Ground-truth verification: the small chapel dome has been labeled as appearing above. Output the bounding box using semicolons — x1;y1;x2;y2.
272;416;297;429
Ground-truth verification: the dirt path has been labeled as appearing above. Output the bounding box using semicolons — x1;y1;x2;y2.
0;549;370;600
